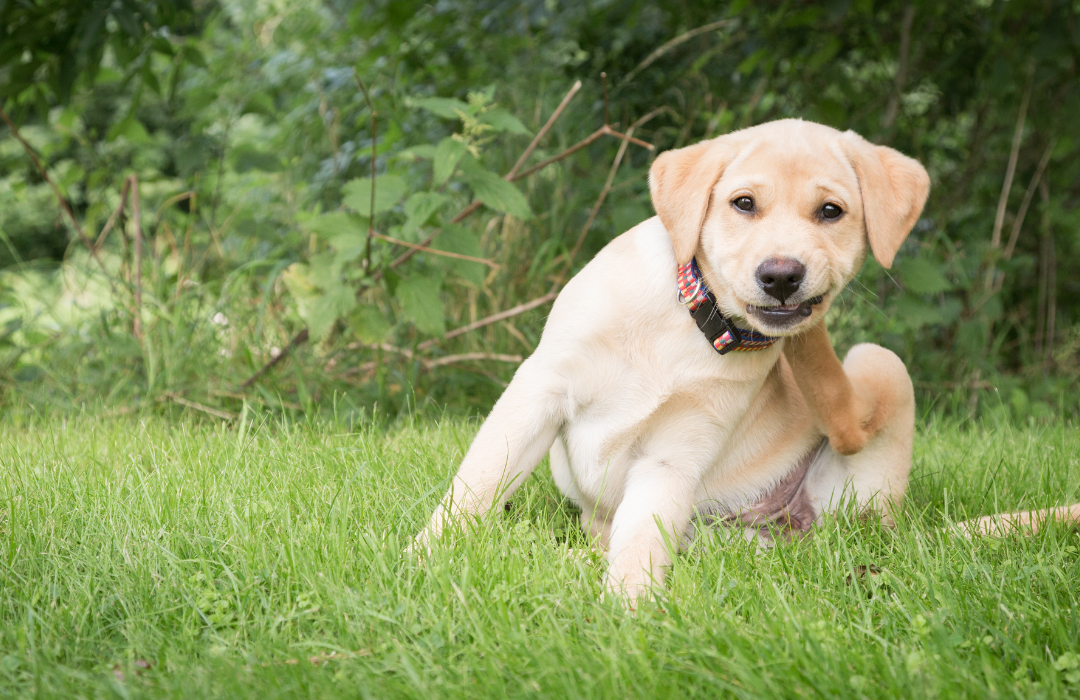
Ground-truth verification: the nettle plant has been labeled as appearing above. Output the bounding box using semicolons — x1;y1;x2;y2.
282;89;531;348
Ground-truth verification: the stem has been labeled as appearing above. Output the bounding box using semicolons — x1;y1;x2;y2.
989;72;1033;250
354;72;378;273
506;79;582;179
1003;139;1054;261
0;103;112;283
130;175;143;342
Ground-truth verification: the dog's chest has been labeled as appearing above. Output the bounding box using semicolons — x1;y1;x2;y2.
557;336;781;506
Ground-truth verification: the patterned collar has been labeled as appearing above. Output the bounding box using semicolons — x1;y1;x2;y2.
676;258;780;355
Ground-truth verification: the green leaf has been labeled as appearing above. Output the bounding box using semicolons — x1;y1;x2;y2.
893;295;944;330
307;251;337;285
233;145;282;173
281;263;318;302
395;274;445;335
142;64;162;96
305;212;367;241
478;108;529;135
415;97;468;119
107;115;151;144
460;159;531;219
349;305;392;344
152;37;176;57
1054;652;1079;672
307;283;357;341
401;192;448;239
342;175;407;217
433;138;467;187
400;144;438;160
896;257;951;295
306;212;368;264
434;225;486;287
182;44;207;68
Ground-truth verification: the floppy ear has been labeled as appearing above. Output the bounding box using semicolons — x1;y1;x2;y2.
649;138;733;265
842;132;930;269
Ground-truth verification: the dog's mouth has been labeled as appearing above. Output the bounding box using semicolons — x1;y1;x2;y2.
746;294;825;325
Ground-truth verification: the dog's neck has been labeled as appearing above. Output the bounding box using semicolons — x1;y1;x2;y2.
693;256;724;302
678;256;779;354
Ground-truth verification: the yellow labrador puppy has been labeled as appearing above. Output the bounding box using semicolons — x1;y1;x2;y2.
417;118;930;598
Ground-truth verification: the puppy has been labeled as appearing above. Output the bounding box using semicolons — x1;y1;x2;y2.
416;119;930;598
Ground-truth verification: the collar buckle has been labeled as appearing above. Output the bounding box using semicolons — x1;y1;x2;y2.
691;297;744;355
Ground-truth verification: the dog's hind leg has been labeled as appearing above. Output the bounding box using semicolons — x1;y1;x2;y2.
784;324;915;523
549;436;613;548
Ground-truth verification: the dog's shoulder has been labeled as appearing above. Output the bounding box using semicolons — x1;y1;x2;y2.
558;216;674;313
532;217;709;367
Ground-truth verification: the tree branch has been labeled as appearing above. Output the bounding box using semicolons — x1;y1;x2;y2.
507;79;582;179
354;72;378;273
159;393;237;421
618;19;736;88
1003;139;1055;261
130;175;143;342
0;104;111;277
989;72;1033;250
240;328;309;388
417;291;558;351
372;232;499;268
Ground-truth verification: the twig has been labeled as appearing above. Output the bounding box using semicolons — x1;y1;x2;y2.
425;352;522;368
94;178;132;251
354;72;378;273
618;19;736;87
564;124;635;274
557;106;667;283
240;328;309;388
507;79;582;179
882;5;915;128
372;232;500;268
210;117;232;230
914;379;994;390
989;72;1033;251
343;352;523;377
343;341;413;357
1003;139;1055;261
416;291;558;350
601;72;610;126
159;393;237;421
130;175;143;341
510;123;653;182
0;104;111;276
152;191;195;228
1037;178;1055;363
510;128;605;181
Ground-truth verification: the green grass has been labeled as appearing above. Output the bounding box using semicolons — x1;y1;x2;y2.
1;410;1079;699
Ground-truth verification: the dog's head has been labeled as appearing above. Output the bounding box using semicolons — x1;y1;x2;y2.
649;119;929;336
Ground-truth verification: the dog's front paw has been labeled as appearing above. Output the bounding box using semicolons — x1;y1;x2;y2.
603;568;658;609
406;526;437;560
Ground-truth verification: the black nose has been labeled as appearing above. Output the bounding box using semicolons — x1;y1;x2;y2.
756;258;805;303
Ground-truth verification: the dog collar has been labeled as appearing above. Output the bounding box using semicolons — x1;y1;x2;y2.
677;258;779;355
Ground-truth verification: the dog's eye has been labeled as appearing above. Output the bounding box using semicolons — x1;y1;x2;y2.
821;203;843;220
733;196;755;213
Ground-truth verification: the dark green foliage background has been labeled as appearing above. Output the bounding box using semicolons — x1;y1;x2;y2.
0;0;1078;422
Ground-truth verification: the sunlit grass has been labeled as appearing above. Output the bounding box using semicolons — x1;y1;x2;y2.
0;411;1078;698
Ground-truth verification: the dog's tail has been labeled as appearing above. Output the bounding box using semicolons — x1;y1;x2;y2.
953;503;1080;537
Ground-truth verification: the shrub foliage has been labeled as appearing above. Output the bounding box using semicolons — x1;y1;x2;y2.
0;0;1078;421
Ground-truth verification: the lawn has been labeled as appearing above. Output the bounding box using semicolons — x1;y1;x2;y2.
1;410;1078;698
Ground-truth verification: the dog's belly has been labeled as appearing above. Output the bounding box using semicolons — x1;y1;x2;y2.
550;354;818;522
